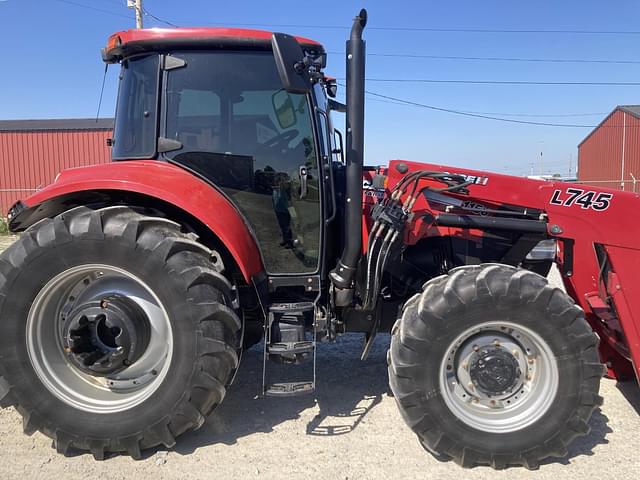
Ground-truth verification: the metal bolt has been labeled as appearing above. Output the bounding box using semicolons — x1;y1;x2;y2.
528;358;535;364
308;278;313;283
550;224;563;235
467;382;474;390
473;345;479;352
526;374;532;381
473;398;479;403
100;299;109;309
493;339;500;346
490;399;497;406
512;349;519;357
461;361;468;369
347;54;353;60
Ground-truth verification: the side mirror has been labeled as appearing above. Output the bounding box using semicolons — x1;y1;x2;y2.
271;33;312;94
272;90;297;129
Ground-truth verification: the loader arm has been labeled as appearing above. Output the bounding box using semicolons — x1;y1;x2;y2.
387;159;640;382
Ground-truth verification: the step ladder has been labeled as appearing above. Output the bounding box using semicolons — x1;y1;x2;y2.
262;302;317;397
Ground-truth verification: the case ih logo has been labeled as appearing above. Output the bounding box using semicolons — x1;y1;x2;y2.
447;173;489;186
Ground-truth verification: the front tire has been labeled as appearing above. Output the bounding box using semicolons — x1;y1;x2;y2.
0;206;241;459
388;264;604;469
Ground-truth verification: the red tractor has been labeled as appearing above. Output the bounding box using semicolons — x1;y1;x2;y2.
1;9;637;469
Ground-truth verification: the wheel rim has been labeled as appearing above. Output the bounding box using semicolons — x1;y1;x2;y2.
26;264;173;414
439;321;559;433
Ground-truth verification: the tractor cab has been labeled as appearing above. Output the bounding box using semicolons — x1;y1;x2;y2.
104;28;337;275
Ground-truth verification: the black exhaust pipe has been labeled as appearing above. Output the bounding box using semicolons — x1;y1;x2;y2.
330;9;367;298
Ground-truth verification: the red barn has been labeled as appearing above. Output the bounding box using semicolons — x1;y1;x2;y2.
578;105;640;192
0;118;113;213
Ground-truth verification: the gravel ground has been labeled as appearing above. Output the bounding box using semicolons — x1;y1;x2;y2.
0;236;639;479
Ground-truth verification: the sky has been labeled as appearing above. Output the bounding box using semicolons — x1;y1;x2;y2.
2;0;640;176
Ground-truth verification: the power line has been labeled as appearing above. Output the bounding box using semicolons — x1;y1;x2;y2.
367;26;640;35
365;95;607;117
50;0;133;20
43;5;640;38
363;89;598;127
158;20;640;36
142;6;179;28
360;78;640;86
364;89;640;128
327;51;640;65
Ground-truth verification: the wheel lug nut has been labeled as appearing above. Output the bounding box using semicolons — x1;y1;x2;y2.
493;339;500;346
467;382;474;390
461;361;468;369
512;349;519;356
473;345;479;352
100;299;109;309
490;399;497;406
528;358;535;364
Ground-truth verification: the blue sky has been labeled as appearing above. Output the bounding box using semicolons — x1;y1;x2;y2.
1;0;640;175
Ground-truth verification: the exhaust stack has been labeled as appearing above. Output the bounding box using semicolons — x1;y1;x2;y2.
330;9;367;299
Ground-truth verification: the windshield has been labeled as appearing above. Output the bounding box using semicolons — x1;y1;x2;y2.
112;55;159;159
163;51;321;274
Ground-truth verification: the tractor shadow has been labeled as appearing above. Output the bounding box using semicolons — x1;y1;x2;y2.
172;333;392;455
155;332;612;468
538;408;611;467
616;380;640;416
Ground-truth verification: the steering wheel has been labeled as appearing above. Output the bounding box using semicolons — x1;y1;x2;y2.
257;129;299;153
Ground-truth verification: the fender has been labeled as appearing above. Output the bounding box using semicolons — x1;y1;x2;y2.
8;160;264;282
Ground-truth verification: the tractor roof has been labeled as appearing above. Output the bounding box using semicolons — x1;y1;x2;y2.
103;27;324;63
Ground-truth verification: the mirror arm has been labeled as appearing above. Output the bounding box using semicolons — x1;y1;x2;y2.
328;99;346;113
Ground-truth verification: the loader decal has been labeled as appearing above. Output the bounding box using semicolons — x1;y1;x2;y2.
550;188;613;211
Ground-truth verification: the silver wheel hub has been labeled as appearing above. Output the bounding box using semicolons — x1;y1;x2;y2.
26;265;173;414
440;321;559;433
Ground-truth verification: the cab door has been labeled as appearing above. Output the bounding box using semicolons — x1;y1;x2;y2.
162;51;323;274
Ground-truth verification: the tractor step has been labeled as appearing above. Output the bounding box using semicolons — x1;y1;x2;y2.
262;301;318;397
269;302;315;314
265;381;315;397
268;340;314;355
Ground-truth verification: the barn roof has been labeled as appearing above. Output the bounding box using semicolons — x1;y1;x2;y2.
578;105;640;147
0;118;114;132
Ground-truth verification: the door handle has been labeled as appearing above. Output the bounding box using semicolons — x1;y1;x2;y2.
299;165;308;199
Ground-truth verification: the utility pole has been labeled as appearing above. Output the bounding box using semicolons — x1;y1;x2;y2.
537;141;544;176
128;0;144;29
569;154;572;176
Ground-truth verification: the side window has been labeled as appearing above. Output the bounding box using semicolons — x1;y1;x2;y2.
112;55;159;159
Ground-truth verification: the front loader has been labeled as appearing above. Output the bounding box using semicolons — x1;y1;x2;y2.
1;9;637;469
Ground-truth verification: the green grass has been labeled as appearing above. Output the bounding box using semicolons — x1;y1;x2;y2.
0;217;9;236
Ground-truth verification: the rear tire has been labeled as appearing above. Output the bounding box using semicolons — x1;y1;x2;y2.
388;264;604;469
0;206;241;459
